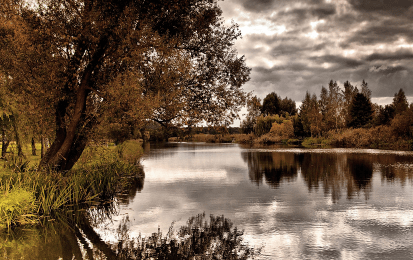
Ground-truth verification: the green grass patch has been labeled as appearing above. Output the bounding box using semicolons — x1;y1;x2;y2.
0;140;144;231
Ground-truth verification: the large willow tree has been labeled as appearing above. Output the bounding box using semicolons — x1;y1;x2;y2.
0;0;250;171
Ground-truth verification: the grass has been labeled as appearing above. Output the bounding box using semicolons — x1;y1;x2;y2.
0;140;144;231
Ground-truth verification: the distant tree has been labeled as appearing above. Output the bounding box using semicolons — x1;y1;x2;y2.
254;114;284;137
372;104;395;126
391;106;413;138
342;81;358;127
318;80;343;133
348;93;374;128
361;80;371;99
261;92;280;116
279;96;297;116
299;92;312;137
300;92;321;137
392;88;409;115
241;95;261;134
270;119;294;139
292;115;305;137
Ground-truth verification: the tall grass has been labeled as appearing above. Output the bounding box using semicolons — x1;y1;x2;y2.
0;140;144;231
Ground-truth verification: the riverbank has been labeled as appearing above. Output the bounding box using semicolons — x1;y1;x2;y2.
0;140;144;231
175;128;413;150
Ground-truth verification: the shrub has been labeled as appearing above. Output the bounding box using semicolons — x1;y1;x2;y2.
270;120;294;139
0;187;36;230
254;115;285;137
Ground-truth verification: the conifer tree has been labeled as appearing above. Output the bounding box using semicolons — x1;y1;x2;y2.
392;88;409;115
348;93;373;128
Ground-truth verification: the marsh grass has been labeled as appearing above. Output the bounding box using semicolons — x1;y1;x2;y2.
0;140;144;231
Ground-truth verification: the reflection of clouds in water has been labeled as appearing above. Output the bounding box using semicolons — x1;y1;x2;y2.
241;201;413;259
106;144;413;259
144;168;228;182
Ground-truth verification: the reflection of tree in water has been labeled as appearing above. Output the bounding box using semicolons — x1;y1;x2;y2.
375;154;413;186
347;155;373;190
299;153;374;201
242;151;384;202
299;153;347;201
116;166;145;205
242;152;298;188
1;209;258;259
1;165;257;260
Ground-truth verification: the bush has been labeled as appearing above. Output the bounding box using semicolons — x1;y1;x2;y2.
254;115;284;137
0;187;36;230
270;120;294;139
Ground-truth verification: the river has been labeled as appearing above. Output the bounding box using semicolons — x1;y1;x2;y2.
2;142;413;259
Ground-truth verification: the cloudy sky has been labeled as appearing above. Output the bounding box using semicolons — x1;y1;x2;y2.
218;0;413;106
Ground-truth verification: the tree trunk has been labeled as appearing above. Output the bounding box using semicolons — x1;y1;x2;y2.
11;115;25;158
38;71;95;172
1;129;10;158
31;137;36;156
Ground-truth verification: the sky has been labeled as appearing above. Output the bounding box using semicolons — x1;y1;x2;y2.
218;0;413;107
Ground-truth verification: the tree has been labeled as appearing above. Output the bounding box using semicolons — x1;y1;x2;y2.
241;95;261;134
392;88;409;115
342;81;358;127
372;104;395;126
348;93;373;128
261;92;280;116
300;92;321;137
361;80;371;100
0;0;250;171
279;96;297;116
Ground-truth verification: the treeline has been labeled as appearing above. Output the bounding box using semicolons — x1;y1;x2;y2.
241;80;413;148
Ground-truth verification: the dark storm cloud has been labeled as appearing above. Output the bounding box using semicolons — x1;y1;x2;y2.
348;0;413;16
276;4;336;21
366;50;413;61
310;55;364;70
237;0;278;13
344;21;413;46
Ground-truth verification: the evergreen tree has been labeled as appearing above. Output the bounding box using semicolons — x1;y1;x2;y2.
392;88;409;115
348;93;373;128
342;81;358;127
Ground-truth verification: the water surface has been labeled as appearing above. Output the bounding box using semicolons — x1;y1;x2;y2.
2;142;413;259
109;142;413;259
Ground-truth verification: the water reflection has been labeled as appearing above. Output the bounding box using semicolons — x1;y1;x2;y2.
3;144;413;260
242;149;413;202
1;210;257;259
242;152;298;188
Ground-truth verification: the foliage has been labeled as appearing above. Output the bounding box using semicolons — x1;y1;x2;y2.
270;120;294;139
0;187;36;231
392;88;409;115
300;92;322;137
348;93;373;128
261;92;280;116
0;0;250;172
0;141;144;230
254;114;285;137
319;80;344;132
391;107;413;138
372;104;395;126
241;95;261;134
115;213;259;260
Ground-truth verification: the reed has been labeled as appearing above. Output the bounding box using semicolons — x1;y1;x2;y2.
0;141;144;230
